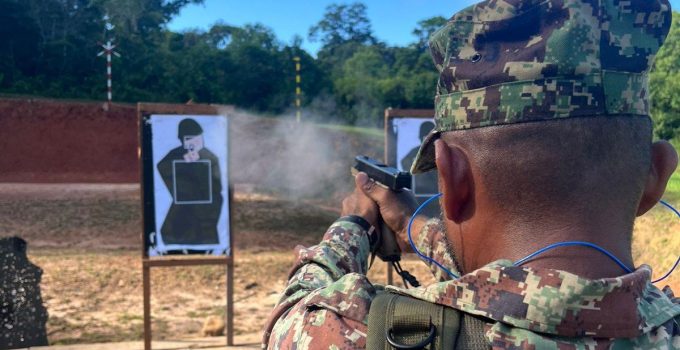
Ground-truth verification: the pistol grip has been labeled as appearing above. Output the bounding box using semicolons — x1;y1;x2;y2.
376;224;401;262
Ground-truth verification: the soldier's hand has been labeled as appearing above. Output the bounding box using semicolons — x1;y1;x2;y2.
341;174;380;229
355;172;423;252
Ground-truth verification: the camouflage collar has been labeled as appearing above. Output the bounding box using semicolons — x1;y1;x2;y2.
387;260;680;338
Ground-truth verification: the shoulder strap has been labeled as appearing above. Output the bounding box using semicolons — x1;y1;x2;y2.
367;291;489;349
457;313;490;349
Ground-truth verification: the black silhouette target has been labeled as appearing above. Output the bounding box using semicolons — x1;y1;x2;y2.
141;115;230;256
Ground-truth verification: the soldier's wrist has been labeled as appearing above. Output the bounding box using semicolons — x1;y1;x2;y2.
337;215;378;249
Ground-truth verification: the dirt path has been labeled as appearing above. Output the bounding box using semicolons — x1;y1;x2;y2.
29;247;434;345
1;184;677;345
0;183;375;344
0;183;334;344
32;335;261;350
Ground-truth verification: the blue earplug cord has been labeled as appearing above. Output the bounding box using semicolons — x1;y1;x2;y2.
407;193;460;279
407;195;679;283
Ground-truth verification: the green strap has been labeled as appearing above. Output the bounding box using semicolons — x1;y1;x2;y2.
457;314;490;349
367;291;489;349
389;294;451;349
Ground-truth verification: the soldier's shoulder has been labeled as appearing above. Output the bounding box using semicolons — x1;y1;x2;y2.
267;273;377;349
302;273;377;322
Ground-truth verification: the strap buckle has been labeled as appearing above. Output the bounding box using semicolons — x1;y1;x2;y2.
386;323;436;349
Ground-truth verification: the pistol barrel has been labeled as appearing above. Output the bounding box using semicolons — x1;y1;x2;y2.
353;156;412;191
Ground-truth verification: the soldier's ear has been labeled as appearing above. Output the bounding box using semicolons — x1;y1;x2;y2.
637;140;678;216
435;140;472;223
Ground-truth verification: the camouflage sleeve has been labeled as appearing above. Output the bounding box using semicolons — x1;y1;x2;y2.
414;217;460;281
262;219;376;349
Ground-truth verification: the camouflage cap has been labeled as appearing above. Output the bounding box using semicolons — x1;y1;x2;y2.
411;0;672;174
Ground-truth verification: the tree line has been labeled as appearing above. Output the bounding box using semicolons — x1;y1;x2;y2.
0;0;678;137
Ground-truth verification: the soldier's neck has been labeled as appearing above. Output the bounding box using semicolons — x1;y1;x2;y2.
459;217;636;280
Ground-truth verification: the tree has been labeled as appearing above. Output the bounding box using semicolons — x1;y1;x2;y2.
0;0;442;124
310;2;377;80
97;0;204;33
0;0;40;89
412;16;448;52
309;3;375;48
650;13;680;140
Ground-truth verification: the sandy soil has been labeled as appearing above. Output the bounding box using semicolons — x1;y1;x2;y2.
1;183;677;345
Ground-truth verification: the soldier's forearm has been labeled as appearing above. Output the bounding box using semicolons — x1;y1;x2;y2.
297;220;371;278
264;219;371;345
274;219;371;305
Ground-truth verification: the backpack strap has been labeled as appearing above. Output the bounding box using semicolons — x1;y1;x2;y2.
367;291;490;349
457;313;491;349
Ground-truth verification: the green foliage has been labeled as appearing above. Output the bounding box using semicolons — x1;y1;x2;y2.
314;123;383;139
331;44;437;125
412;16;447;51
0;0;448;124
310;2;376;92
3;2;680;129
663;137;680;203
309;3;375;48
651;12;680;140
308;6;443;125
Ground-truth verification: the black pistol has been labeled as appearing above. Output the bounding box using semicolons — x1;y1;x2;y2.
351;156;420;287
352;156;412;191
351;156;411;263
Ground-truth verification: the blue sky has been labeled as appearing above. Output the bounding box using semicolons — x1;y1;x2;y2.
168;0;680;54
167;0;478;53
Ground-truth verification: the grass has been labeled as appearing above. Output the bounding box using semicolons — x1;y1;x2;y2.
314;122;384;139
0;92;135;106
117;313;143;323
666;138;680;203
664;169;680;204
634;145;680;291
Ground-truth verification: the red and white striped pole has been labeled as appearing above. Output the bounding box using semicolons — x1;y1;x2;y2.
98;15;120;105
107;49;112;101
98;41;120;104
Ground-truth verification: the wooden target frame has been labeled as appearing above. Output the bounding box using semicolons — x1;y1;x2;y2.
138;103;234;349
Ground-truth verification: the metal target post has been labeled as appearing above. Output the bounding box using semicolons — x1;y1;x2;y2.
294;56;301;123
98;15;121;106
98;41;121;103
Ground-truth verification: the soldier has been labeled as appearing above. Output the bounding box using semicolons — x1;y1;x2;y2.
263;0;680;348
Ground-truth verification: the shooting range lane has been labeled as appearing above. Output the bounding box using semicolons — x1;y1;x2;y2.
0;110;675;346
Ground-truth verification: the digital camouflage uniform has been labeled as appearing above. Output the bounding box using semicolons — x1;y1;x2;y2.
262;219;680;349
264;0;680;348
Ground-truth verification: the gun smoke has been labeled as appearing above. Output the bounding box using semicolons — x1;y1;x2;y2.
223;108;383;202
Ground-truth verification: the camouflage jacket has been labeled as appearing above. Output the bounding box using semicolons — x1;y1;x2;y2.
262;218;680;349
